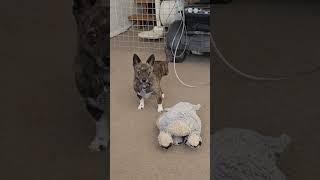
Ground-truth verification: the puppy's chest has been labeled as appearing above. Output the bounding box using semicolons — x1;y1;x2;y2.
137;84;153;98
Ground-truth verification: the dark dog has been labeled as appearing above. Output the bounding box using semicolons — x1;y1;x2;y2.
73;0;108;151
133;54;168;112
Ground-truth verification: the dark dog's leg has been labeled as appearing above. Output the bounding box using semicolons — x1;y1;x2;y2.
86;102;106;151
88;113;106;152
137;94;144;110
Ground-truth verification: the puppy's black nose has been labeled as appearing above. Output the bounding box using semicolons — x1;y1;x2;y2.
142;78;147;82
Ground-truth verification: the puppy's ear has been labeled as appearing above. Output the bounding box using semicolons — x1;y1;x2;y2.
133;54;141;66
146;54;155;66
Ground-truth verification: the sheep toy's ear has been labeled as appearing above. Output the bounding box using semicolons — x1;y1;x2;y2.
158;132;173;149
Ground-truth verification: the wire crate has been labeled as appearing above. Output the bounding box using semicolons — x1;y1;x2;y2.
111;0;185;59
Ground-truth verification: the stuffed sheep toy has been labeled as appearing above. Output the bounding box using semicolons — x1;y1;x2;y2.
156;102;202;149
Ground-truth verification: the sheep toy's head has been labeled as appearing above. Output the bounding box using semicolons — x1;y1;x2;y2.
185;133;202;148
158;131;173;149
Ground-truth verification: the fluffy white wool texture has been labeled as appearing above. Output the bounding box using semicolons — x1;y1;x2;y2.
157;102;201;133
157;102;202;147
186;133;202;147
167;120;191;136
158;131;173;147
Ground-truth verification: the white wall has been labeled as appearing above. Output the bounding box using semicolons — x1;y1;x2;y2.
110;0;137;37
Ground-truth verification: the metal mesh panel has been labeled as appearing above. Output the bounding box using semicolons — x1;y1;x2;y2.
111;0;211;62
111;0;183;58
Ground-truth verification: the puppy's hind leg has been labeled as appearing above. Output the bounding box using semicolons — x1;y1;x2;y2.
137;94;144;110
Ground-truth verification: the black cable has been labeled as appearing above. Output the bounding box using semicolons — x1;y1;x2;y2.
210;33;320;81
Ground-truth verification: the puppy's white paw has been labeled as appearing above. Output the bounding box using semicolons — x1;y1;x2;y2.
138;103;144;110
161;93;165;99
157;104;163;112
88;138;106;152
138;99;144;110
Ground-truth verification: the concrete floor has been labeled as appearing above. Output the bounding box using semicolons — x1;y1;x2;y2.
110;48;210;180
0;1;105;180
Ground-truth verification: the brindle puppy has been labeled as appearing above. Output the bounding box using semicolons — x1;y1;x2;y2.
133;54;168;112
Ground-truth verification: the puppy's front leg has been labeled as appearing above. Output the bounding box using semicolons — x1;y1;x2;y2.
156;94;164;112
137;94;144;110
